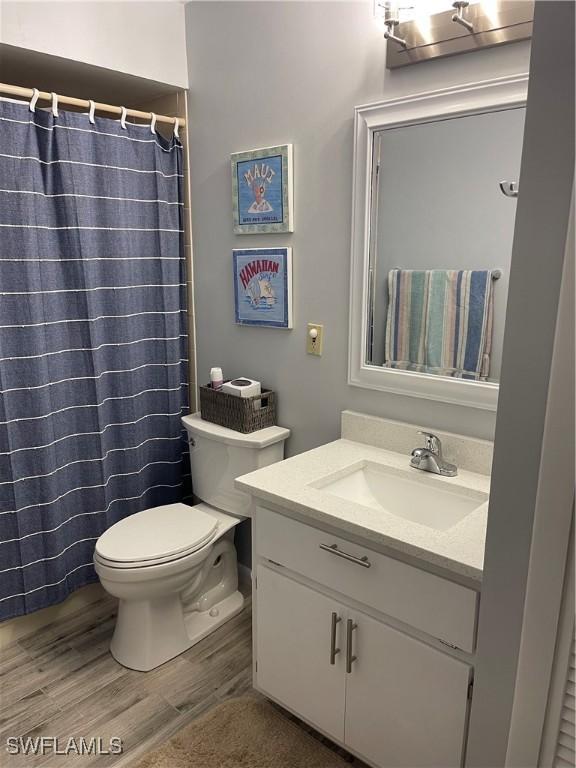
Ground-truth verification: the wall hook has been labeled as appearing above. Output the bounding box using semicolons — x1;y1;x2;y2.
452;1;474;33
499;181;519;198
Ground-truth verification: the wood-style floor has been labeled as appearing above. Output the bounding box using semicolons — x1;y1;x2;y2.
1;588;364;767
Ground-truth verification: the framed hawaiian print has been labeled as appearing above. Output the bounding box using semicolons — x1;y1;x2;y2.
231;145;294;234
233;248;293;329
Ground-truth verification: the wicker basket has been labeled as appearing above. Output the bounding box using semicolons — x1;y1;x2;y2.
199;383;276;433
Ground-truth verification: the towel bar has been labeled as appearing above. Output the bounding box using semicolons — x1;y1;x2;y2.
391;268;502;279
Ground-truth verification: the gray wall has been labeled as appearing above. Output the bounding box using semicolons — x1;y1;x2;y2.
371;108;526;380
185;1;531;458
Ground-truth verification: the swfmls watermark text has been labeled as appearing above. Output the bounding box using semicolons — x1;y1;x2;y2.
6;736;123;756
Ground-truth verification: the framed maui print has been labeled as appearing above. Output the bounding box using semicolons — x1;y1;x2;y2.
233;248;293;329
231;144;293;234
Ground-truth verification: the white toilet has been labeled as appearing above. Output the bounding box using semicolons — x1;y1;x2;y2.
94;413;289;671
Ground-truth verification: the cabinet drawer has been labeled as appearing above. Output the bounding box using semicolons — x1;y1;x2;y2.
256;507;478;652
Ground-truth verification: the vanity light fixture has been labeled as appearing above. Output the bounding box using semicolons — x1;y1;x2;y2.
451;1;474;32
374;0;534;69
376;1;408;49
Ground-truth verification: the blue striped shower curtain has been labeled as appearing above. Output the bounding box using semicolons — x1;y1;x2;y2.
0;99;190;621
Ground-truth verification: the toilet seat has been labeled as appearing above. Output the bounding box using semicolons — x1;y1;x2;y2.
95;503;219;569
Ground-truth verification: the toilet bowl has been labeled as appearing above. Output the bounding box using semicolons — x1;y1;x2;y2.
94;503;243;671
94;413;290;671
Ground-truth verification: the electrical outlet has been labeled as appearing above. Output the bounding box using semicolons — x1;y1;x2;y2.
306;323;324;356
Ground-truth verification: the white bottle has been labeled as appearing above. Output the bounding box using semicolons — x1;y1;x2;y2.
210;367;223;390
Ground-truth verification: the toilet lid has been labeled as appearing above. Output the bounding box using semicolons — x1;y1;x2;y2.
95;503;218;565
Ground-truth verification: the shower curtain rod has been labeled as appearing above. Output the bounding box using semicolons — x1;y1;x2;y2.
0;82;185;128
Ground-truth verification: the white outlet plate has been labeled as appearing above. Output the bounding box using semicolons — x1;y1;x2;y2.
307;323;324;356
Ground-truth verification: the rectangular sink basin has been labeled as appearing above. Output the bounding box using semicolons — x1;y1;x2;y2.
311;461;488;531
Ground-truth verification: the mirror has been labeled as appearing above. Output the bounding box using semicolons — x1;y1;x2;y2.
367;108;525;382
349;76;529;410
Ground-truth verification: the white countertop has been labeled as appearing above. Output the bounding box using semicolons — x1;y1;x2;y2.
235;438;490;584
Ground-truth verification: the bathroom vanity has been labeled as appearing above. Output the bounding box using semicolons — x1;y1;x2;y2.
236;411;492;768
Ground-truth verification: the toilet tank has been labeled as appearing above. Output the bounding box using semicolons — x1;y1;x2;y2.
181;413;290;517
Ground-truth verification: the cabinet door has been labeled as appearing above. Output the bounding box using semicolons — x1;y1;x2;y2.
255;565;346;741
345;610;471;768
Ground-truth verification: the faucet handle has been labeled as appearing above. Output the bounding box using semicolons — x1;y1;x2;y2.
418;431;442;456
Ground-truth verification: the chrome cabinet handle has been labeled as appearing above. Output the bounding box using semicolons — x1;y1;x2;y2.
319;543;371;568
346;619;357;674
330;612;341;665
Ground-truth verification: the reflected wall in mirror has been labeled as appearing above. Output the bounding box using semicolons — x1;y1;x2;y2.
349;76;529;410
367;108;526;383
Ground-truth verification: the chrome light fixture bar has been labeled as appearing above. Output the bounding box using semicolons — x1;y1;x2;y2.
377;0;534;69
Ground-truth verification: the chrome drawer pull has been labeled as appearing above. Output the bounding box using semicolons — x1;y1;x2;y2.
330;612;341;665
319;543;371;568
346;619;358;674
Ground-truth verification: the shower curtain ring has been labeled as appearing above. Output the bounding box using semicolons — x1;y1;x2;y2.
50;92;59;118
150;112;157;135
29;88;40;113
173;118;180;139
120;106;127;130
88;100;96;125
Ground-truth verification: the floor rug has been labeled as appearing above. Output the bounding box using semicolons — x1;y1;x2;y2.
133;695;350;767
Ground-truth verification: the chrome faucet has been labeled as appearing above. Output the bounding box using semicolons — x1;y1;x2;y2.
410;431;458;477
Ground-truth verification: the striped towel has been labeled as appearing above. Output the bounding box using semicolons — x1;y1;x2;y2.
384;270;496;381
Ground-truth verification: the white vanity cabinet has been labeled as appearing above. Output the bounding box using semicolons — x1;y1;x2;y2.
253;508;477;768
344;608;471;768
256;565;346;741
